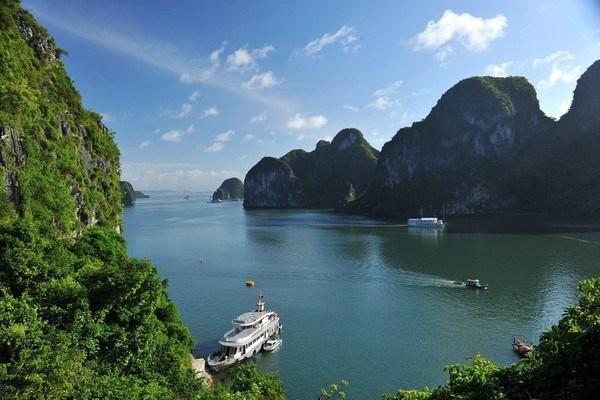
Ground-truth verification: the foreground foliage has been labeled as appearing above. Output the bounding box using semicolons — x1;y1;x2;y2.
383;278;600;400
0;221;201;398
1;1;288;397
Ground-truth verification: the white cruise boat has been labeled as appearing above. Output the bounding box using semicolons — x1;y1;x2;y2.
207;292;282;371
407;216;446;227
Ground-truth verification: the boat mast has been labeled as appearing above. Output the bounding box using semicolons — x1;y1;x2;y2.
256;291;265;312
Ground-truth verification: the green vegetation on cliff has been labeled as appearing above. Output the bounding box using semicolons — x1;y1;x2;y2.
1;2;285;398
281;128;379;207
213;177;244;200
0;1;122;233
0;222;201;398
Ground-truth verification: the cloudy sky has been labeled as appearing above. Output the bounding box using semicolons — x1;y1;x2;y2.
23;0;600;192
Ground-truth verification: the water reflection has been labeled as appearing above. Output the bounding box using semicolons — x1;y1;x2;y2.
407;226;445;239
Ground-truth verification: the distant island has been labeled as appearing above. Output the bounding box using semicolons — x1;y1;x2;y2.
211;177;244;201
120;181;136;206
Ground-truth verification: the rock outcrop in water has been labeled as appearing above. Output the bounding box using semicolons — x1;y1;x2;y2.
244;128;379;208
212;177;244;201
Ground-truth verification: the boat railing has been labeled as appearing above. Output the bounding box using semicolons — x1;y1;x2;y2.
223;324;266;343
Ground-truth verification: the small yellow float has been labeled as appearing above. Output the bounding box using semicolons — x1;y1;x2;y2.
245;280;255;287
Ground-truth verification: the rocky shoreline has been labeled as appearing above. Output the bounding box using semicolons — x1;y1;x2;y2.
191;356;215;387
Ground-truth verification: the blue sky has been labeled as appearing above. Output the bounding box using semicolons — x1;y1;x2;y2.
23;0;600;192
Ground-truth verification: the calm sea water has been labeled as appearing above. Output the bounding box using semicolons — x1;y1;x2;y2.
122;192;600;399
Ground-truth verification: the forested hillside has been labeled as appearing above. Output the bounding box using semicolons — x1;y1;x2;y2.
0;1;284;398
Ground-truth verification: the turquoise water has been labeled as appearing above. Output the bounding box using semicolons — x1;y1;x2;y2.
122;192;600;399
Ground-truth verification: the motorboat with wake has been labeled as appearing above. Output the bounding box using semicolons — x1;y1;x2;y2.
453;279;489;289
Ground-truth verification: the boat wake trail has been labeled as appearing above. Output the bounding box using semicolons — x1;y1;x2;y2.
393;269;460;288
547;235;596;244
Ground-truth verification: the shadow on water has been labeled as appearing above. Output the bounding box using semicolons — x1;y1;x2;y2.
444;215;600;235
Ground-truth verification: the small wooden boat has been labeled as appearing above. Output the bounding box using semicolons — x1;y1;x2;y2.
512;337;535;357
263;336;282;352
245;280;255;287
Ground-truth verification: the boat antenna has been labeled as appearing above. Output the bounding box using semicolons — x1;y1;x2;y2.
256;291;265;312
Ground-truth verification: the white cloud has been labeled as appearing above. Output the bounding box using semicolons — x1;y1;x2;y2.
181;42;226;83
486;62;513;77
216;129;235;142
30;9;294;112
373;80;403;97
162;103;193;119
160;124;195;142
188;91;202;101
538;65;581;89
410;10;507;60
139;140;152;149
227;48;254;71
302;25;359;57
243;133;255;141
100;112;114;123
227;45;275;72
121;161;240;191
368;96;401;110
203;106;219;117
250;111;267;123
252;45;275;59
533;51;581;89
205;142;225;152
344;103;359;112
161;129;184;142
287;113;328;129
210;42;227;67
552;99;572;119
532;50;574;66
243;71;283;89
177;103;193;118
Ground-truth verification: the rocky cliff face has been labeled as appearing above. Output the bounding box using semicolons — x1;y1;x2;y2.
352;63;600;217
244;128;379;208
244;157;306;208
559;60;600;135
375;77;549;188
120;181;136;206
0;5;122;233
